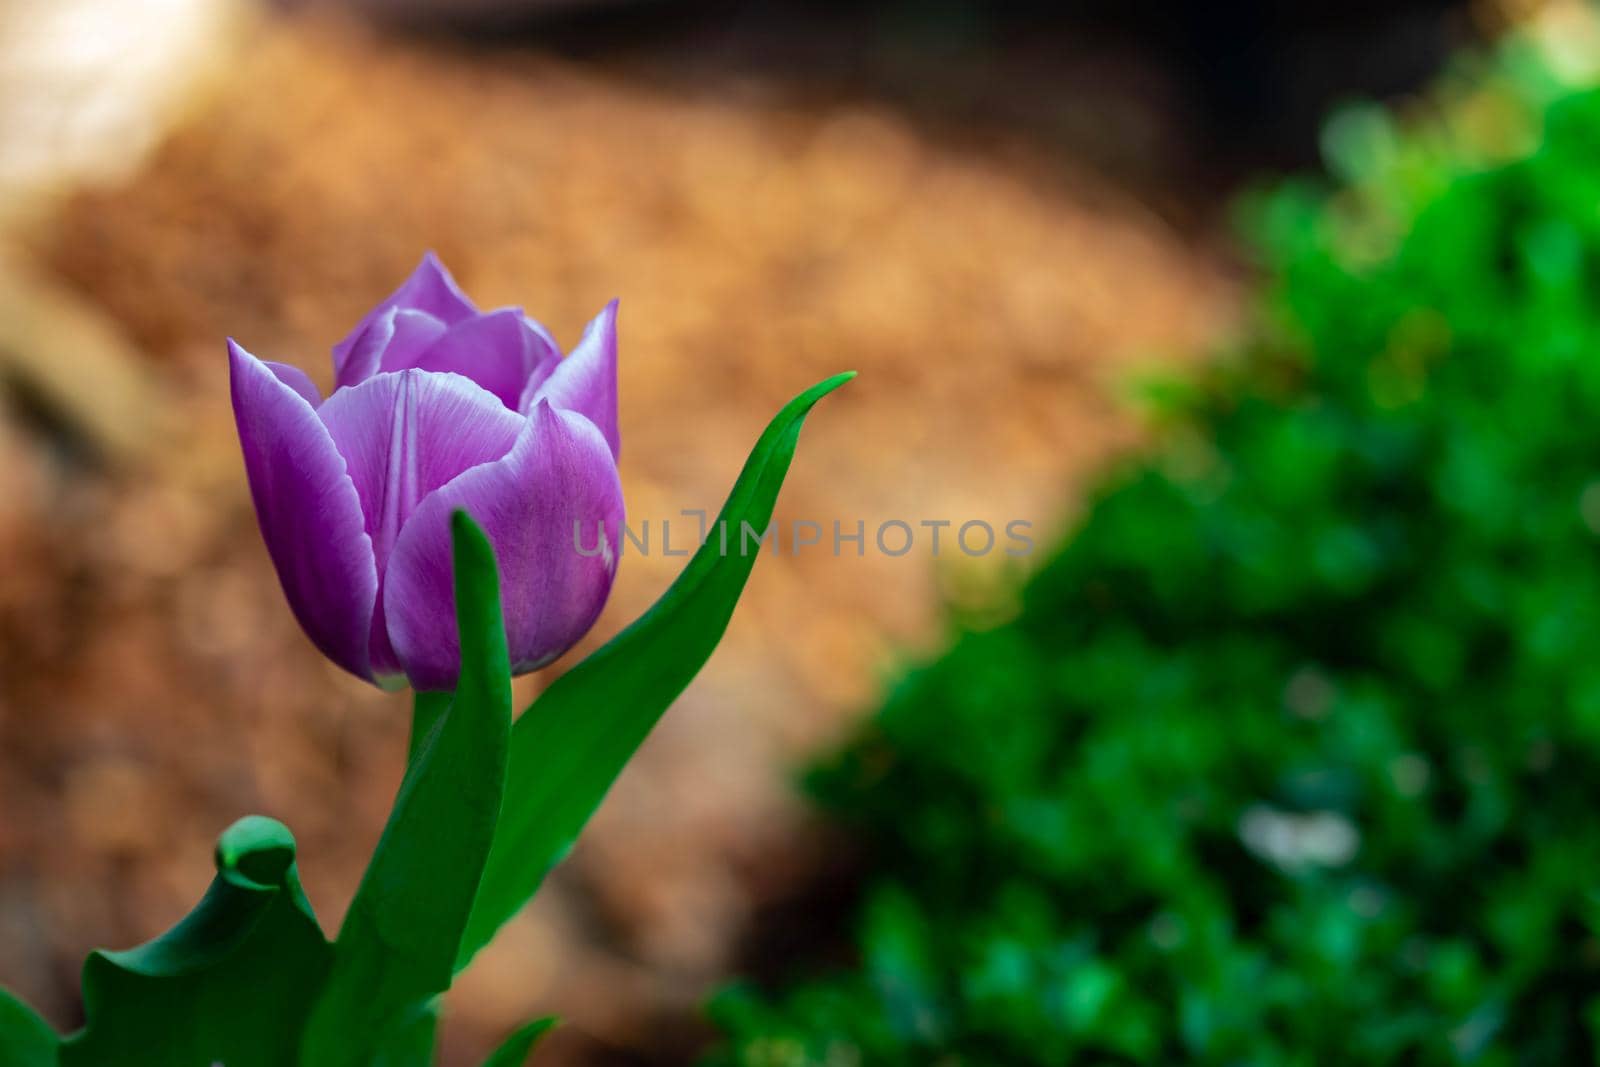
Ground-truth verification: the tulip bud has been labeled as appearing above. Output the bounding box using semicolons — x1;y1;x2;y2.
230;253;623;690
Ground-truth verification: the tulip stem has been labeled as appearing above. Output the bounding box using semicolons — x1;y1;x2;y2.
408;690;452;767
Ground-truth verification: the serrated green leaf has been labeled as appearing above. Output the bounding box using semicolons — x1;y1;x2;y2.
302;511;513;1067
457;372;854;970
0;987;57;1067
482;1017;557;1067
61;816;330;1067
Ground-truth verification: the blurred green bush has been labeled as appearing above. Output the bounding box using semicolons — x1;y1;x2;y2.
706;22;1600;1067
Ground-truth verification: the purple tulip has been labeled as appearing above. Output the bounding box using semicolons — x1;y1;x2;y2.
230;253;623;691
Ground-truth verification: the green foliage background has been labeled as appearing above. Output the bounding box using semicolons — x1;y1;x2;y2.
708;26;1600;1067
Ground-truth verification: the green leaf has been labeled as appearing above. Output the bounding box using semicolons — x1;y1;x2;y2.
482;1017;557;1067
409;690;451;766
61;816;331;1067
458;371;854;970
0;987;57;1067
302;511;514;1067
371;1002;440;1067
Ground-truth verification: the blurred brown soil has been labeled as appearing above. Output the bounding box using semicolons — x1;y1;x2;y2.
0;12;1234;1065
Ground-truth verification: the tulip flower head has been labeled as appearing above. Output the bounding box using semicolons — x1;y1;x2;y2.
230;254;623;690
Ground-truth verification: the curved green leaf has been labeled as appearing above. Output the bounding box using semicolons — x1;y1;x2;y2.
457;372;854;970
482;1017;556;1067
61;816;330;1067
302;511;513;1067
0;987;57;1067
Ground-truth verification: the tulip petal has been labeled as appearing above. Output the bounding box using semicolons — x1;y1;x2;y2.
332;252;477;380
229;340;377;681
385;310;452;372
393;309;560;409
336;307;451;392
318;369;525;678
336;309;395;390
384;400;624;690
266;361;322;407
521;313;560;356
522;300;620;459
